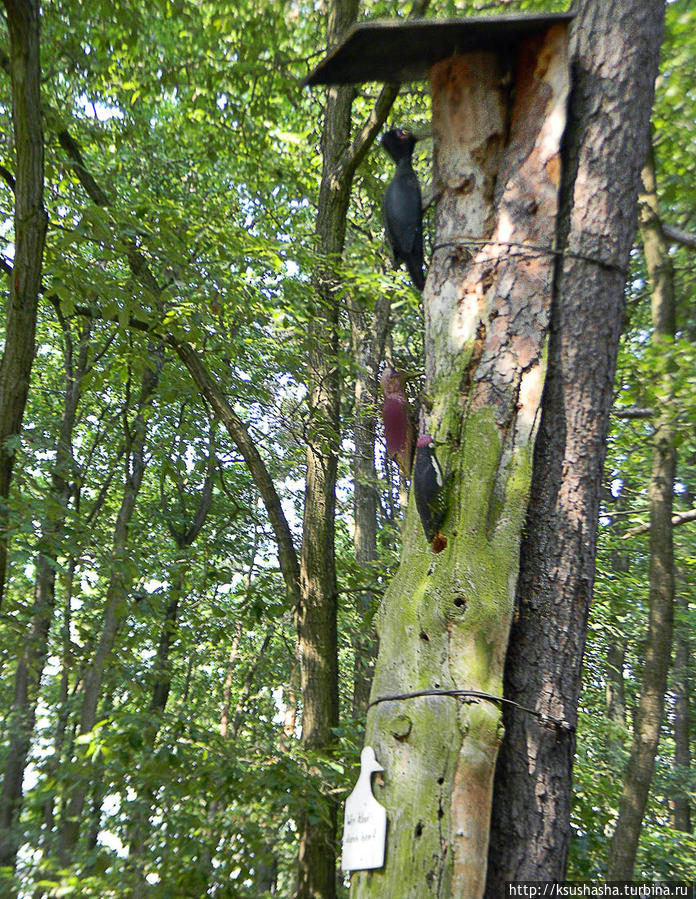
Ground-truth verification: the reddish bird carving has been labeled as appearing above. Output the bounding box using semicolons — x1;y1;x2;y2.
380;364;415;479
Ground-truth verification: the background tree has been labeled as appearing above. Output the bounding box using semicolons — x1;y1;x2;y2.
0;0;47;608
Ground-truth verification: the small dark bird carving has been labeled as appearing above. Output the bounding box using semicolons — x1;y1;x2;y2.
414;434;447;554
381;128;425;291
380;364;415;479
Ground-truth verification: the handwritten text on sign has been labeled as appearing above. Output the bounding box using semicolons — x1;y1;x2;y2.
342;747;387;871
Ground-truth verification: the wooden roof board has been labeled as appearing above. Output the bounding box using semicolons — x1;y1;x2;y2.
303;12;575;86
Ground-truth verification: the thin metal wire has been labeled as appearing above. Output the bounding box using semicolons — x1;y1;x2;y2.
431;237;628;276
368;687;575;733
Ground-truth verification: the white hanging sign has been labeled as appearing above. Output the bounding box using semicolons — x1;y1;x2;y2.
342;746;387;871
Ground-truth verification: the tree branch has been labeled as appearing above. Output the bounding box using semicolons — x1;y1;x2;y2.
612;407;654;419
0;164;15;193
171;340;301;608
57;129;160;292
663;223;696;250
623;508;696;538
57;130;109;206
338;82;400;186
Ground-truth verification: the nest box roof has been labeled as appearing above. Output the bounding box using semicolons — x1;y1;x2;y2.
303;11;574;86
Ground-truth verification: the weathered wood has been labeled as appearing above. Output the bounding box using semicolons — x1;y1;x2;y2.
352;24;569;899
303;13;574;86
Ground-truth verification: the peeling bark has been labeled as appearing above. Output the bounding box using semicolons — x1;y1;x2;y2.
354;24;569;899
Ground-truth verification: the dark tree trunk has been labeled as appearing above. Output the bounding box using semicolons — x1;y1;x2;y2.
0;320;89;877
606;143;676;879
486;0;665;889
0;0;48;609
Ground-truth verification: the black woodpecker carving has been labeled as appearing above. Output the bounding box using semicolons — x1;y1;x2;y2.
381;128;425;291
414;434;447;554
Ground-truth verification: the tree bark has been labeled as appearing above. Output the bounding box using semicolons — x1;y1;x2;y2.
355;23;570;899
297;0;430;889
485;1;664;888
0;0;48;609
605;487;631;759
0;319;90;877
606;143;676;879
295;4;358;893
57;361;160;862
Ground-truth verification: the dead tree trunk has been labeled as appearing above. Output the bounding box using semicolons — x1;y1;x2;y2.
607;142;676;879
355;22;570;899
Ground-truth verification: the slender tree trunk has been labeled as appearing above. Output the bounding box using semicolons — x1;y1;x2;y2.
0;321;89;876
485;1;664;888
0;0;48;609
349;291;392;715
605;487;631;759
83;690;114;866
295;2;357;894
606;143;676;878
58;362;160;862
41;451;121;851
606;642;627;757
126;570;188;870
671;587;691;832
296;136;347;899
41;556;77;844
200;629;272;895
